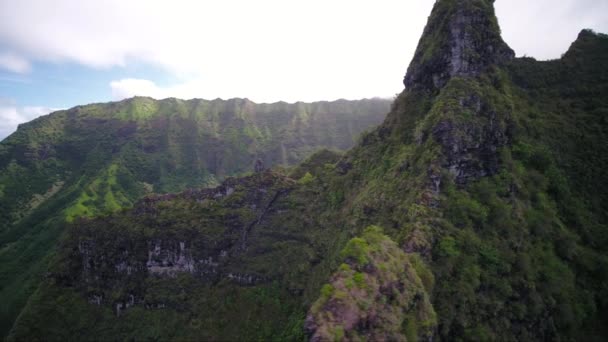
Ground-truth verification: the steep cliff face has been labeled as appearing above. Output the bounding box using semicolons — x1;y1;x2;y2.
308;0;608;339
0;97;390;226
59;171;296;315
8;151;353;340
404;0;514;92
400;0;515;190
429;77;512;188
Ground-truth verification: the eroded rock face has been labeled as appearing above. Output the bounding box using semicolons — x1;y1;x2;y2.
70;171;293;316
306;227;436;342
433;94;510;185
400;0;514;189
404;0;514;92
146;241;197;276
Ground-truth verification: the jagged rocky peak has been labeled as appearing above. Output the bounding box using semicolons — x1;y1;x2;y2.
562;28;608;59
404;0;514;91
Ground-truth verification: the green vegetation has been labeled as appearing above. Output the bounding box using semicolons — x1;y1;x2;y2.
308;226;436;341
6;167;351;341
2;1;608;341
0;98;389;338
64;164;133;221
297;172;316;185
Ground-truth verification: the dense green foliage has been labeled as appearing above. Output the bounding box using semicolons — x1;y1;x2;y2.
3;0;608;340
327;30;607;339
0;97;389;337
7;159;355;341
341;29;608;340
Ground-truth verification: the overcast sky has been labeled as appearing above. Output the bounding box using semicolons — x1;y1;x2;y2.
1;0;607;139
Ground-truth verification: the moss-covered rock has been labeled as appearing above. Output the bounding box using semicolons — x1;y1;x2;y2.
306;226;436;341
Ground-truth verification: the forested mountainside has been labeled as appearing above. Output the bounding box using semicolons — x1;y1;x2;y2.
0;97;390;337
6;0;608;340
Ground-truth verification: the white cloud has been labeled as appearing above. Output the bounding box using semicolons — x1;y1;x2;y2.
110;79;165;100
0;0;607;100
0;52;30;73
0;0;436;100
0;102;57;140
110;73;392;103
110;78;234;101
496;0;608;59
1;0;605;140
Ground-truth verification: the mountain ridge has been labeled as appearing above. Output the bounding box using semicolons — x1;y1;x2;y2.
0;96;390;338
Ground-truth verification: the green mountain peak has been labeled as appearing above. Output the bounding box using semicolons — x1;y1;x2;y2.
404;0;514;91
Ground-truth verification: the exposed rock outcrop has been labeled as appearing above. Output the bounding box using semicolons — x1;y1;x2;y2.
306;227;436;342
400;0;514;188
432;91;511;185
404;0;514;92
69;170;294;315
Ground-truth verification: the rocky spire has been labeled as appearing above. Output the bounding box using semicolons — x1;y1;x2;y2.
404;0;514;91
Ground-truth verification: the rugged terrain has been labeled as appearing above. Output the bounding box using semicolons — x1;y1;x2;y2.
0;97;389;337
4;0;608;340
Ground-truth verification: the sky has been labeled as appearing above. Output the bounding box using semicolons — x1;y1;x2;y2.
1;0;607;139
